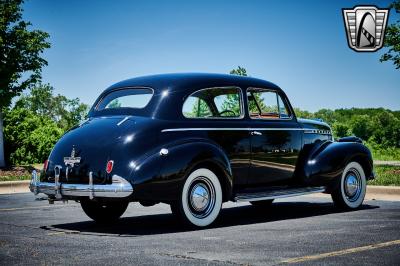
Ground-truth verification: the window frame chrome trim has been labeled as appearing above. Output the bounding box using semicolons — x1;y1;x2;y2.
181;86;245;120
246;87;293;121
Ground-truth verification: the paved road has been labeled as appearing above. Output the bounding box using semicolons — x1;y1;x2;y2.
0;193;399;265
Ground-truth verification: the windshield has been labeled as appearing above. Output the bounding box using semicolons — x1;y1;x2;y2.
96;88;153;111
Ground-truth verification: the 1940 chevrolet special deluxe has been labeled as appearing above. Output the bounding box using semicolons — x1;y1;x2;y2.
30;73;374;227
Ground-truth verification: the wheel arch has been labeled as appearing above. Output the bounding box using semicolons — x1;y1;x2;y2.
187;160;233;202
298;140;374;187
348;154;373;180
131;139;234;202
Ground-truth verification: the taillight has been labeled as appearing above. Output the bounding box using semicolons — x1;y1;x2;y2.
43;160;49;172
106;160;114;174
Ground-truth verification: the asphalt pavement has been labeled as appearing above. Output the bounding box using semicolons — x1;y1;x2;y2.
0;193;399;265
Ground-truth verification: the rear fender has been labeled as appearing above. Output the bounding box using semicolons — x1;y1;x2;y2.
130;139;233;202
298;140;374;187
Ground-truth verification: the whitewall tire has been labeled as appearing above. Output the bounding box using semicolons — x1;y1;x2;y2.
171;168;222;227
331;161;366;209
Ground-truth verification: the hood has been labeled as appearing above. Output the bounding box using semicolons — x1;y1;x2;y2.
298;118;331;131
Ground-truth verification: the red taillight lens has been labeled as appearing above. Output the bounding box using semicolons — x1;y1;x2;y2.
43;160;49;172
106;160;114;174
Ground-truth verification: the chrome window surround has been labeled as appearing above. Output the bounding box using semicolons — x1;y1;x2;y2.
182;86;245;120
246;87;293;121
95;87;155;111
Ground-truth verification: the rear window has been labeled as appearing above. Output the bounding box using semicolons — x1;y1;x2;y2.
96;88;153;110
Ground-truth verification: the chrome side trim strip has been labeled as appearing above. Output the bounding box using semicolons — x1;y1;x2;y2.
304;129;332;135
117;116;131;126
161;128;306;132
234;187;325;202
30;175;133;198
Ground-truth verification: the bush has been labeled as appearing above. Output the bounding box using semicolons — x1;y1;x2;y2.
3;108;64;165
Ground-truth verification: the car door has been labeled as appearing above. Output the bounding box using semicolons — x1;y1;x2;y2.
247;88;302;187
181;86;251;187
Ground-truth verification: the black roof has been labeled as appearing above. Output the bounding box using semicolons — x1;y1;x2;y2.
90;73;287;119
106;73;281;93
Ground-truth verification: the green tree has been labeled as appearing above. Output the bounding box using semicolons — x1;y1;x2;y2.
190;98;211;118
15;83;89;130
3;108;63;165
349;115;373;141
293;108;313;119
229;66;248;76
332;122;351;138
380;0;400;69
0;0;50;167
107;99;121;109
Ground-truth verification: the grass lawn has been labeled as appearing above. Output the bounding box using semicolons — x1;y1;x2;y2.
368;165;400;186
0;165;39;182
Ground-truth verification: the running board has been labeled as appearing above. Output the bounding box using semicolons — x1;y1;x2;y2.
234;186;326;202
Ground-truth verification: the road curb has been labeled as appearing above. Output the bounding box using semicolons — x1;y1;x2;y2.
367;185;400;195
0;180;30;194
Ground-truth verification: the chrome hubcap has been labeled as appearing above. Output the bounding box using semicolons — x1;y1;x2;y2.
190;184;209;212
188;177;216;218
344;169;362;201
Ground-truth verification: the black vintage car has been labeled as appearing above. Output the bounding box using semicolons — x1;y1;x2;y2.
30;73;374;227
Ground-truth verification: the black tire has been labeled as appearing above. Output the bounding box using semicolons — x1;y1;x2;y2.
80;199;129;223
331;161;366;210
171;168;223;227
250;199;274;208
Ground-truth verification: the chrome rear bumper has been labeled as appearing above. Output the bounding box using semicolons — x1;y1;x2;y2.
29;171;133;198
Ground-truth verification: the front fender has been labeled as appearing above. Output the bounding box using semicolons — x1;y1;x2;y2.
130;139;233;202
298;140;374;186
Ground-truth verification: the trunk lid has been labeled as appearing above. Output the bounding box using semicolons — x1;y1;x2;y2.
43;116;136;184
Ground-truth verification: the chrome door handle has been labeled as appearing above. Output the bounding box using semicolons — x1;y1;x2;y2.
251;131;262;136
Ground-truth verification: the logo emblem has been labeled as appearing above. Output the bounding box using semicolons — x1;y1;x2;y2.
64;147;81;167
342;6;389;52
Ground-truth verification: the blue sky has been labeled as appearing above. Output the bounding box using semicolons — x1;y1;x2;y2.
23;0;399;112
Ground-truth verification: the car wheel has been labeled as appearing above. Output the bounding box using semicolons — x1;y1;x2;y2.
80;199;129;223
250;199;274;208
171;168;222;227
331;161;366;209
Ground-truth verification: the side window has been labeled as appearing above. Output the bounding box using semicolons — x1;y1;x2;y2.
182;97;212;118
247;88;290;119
278;95;289;118
182;87;242;118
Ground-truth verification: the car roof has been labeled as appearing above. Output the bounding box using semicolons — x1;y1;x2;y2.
89;73;289;119
105;73;282;93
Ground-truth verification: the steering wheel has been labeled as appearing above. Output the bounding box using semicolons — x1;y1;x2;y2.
219;110;236;117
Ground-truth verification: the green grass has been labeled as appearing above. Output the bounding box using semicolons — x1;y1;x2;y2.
368;165;400;186
0;165;39;182
0;174;31;182
365;142;400;161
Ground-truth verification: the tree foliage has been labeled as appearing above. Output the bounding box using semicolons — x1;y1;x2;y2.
3;85;88;164
230;66;247;76
14;83;89;130
3;108;63;164
380;0;400;69
297;108;400;148
0;0;51;108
